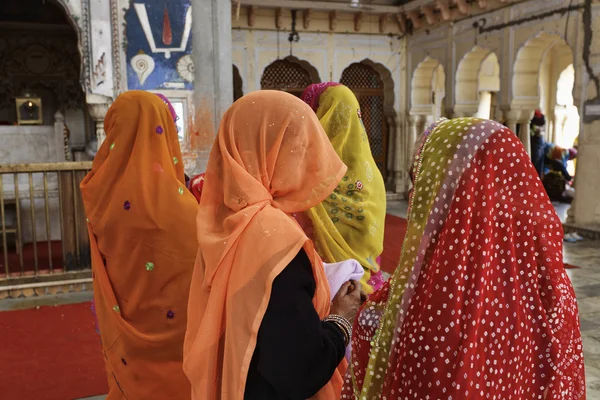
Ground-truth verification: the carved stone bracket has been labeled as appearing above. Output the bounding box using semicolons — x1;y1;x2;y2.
248;6;257;27
354;12;364;32
303;9;312;29
275;8;283;30
329;11;337;31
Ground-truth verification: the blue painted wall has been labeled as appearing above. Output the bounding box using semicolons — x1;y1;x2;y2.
125;0;193;90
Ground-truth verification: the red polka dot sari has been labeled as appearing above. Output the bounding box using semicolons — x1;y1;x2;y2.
343;118;585;399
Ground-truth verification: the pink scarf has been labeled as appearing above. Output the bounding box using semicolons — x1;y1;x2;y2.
300;82;341;112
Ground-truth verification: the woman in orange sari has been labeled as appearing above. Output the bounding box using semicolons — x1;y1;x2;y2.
183;90;362;399
81;91;198;399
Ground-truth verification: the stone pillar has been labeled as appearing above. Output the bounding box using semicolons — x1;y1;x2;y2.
406;114;424;192
385;113;397;188
518;110;534;157
53;111;66;163
569;1;600;227
86;94;112;149
393;114;407;194
191;0;233;171
518;120;532;156
504;118;518;134
87;102;110;149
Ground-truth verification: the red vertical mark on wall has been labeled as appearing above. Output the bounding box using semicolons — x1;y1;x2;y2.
192;98;215;150
162;7;173;45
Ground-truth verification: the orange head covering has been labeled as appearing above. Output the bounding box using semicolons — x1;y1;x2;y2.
80;91;198;399
183;90;348;399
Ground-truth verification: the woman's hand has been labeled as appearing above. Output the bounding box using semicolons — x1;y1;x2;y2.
330;280;363;322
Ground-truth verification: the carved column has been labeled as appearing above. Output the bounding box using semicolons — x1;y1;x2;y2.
53;111;66;162
518;120;532;156
518;110;534;157
385;114;397;188
87;102;111;149
407;115;424;166
393;114;407;195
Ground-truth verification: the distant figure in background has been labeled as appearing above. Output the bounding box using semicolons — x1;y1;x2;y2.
530;109;546;178
545;144;577;182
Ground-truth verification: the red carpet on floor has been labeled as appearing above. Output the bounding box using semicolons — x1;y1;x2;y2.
0;302;108;400
380;214;408;275
0;241;64;278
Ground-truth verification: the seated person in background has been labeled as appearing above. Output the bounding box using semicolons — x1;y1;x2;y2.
545;143;577;182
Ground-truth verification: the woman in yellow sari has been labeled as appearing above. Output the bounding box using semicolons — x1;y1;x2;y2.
301;83;387;293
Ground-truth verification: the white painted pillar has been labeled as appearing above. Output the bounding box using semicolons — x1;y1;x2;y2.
191;0;233;139
518;120;532;156
53;111;66;163
393;114;407;194
86;95;111;149
505;118;518;134
407;114;423;168
518;110;534;157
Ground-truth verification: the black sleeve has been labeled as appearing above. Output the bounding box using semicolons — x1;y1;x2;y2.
255;249;346;399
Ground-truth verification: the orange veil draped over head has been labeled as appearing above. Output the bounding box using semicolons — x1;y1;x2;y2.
183;91;348;399
80;91;198;399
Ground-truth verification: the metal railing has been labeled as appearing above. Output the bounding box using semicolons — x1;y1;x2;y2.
0;162;92;285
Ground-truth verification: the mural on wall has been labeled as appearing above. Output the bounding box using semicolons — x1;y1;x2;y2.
125;0;193;90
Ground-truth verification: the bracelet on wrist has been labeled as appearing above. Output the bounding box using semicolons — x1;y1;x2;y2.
324;314;352;346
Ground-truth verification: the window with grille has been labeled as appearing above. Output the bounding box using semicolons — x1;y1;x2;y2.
340;63;383;89
341;63;388;180
260;59;313;93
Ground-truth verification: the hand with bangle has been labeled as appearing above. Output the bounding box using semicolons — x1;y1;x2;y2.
327;280;364;346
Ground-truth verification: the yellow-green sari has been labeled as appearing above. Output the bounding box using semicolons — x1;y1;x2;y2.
302;84;386;293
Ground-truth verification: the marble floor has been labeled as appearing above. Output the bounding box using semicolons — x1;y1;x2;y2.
564;240;600;398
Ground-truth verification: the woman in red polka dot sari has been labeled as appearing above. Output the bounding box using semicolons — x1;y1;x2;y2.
343;118;585;399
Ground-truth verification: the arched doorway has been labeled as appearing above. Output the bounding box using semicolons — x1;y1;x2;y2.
512;33;575;141
455;47;500;120
0;0;86;156
411;56;446;122
340;62;389;179
260;56;320;97
0;0;89;274
233;64;243;102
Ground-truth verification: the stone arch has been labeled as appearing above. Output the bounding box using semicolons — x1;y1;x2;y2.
260;56;320;97
455;47;500;117
512;32;573;110
51;0;89;93
411;56;445;118
339;59;396;115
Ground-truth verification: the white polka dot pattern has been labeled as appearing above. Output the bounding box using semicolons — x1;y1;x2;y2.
342;118;585;399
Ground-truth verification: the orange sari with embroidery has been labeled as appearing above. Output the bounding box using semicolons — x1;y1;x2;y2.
183;90;348;399
80;91;198;399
